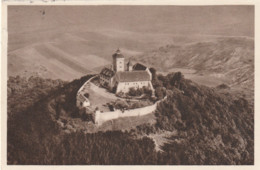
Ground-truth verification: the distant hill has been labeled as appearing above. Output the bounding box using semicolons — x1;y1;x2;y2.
7;6;254;81
134;37;254;100
7;72;253;164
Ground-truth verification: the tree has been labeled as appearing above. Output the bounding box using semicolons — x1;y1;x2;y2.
114;100;129;110
155;87;166;100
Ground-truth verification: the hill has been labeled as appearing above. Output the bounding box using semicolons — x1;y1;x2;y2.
134;37;254;102
7;72;253;165
8;6;254;81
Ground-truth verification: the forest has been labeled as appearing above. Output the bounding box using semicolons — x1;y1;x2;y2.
7;71;254;165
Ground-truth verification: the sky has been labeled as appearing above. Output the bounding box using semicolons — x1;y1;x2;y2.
8;5;254;37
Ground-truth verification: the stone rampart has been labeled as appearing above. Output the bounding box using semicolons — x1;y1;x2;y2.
94;96;166;125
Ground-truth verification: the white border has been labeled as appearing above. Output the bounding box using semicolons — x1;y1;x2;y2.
1;1;259;170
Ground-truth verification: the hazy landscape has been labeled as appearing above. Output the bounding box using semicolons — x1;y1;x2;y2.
7;5;254;165
8;6;253;78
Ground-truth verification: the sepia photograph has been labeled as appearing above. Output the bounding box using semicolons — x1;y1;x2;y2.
4;4;254;165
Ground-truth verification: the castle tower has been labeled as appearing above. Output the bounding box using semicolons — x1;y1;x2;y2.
127;58;133;71
112;49;124;72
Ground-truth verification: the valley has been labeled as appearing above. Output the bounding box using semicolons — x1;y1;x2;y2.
8;31;254;102
8;6;254;91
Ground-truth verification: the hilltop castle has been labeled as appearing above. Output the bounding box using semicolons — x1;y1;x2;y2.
99;49;154;93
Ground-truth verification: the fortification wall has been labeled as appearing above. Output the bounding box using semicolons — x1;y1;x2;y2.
77;75;98;95
76;75;97;108
94;97;166;125
76;75;166;126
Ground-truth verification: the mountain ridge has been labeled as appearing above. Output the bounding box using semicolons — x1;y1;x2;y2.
134;37;254;101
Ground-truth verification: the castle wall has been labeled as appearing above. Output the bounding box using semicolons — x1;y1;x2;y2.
94;97;166;125
76;75;97;109
76;75;164;126
94;103;156;125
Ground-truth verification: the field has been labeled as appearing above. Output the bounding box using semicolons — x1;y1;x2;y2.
8;6;254;87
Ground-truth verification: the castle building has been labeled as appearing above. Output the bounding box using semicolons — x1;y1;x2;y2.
113;49;125;72
100;49;154;93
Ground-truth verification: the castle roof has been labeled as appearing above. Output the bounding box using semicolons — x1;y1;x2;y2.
132;63;147;71
112;49;124;58
115;71;151;82
100;67;115;78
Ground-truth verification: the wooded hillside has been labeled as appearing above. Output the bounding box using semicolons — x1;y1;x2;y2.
7;72;254;165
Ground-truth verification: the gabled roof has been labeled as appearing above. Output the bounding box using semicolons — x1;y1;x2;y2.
115;71;151;82
100;67;115;78
132;63;147;71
